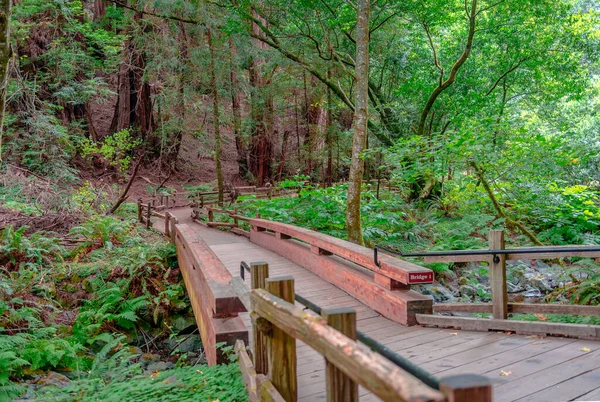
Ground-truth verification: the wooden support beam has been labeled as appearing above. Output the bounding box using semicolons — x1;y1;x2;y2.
232;228;250;238
489;230;508;319
440;374;492;402
251;262;270;375
416;314;600;340
266;277;297;402
207;222;237;228
432;302;600;316
250;289;445;402
322;308;358;402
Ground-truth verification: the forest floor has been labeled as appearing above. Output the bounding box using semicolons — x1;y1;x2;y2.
0;174;247;401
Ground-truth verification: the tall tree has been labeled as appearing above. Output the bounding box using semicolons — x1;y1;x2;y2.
346;0;370;244
207;29;224;203
0;0;10;161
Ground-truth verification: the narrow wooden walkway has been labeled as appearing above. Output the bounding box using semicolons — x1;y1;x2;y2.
167;209;600;402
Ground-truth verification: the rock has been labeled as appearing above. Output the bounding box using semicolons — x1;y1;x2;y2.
141;353;160;362
146;361;174;372
166;335;203;354
528;274;554;293
507;280;525;294
522;287;543;298
172;315;197;333
35;372;71;389
413;285;456;303
459;285;477;299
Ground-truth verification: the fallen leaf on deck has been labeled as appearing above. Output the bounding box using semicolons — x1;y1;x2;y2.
580;347;591;353
531;341;548;345
534;314;549;321
500;370;512;376
449;332;458;336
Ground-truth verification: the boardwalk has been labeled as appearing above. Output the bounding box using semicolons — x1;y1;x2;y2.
167;209;600;402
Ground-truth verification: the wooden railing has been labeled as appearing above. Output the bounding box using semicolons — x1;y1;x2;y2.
172;223;248;365
418;230;600;340
236;262;491;402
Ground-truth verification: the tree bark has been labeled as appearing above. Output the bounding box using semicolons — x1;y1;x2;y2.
93;0;108;19
0;0;11;161
247;12;273;186
229;38;248;177
416;0;477;136
345;0;370;245
169;22;188;164
325;70;333;187
208;29;224;204
110;12;155;139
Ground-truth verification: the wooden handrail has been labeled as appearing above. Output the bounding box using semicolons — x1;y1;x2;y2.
173;224;248;365
176;225;246;317
250;218;434;286
418;229;600;339
250;288;446;402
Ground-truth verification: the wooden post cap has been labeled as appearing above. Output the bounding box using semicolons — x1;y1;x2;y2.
440;374;492;402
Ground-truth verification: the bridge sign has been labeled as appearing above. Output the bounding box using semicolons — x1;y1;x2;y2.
408;272;434;284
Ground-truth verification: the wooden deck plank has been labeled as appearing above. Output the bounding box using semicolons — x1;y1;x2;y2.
577;384;600;401
484;339;600;386
515;366;600;402
434;337;576;377
419;335;534;374
492;348;600;402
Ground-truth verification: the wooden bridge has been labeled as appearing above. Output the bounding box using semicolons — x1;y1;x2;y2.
140;201;600;402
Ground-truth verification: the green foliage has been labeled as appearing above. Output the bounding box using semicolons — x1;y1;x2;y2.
37;363;247;402
80;129;141;175
72;280;149;343
69;215;132;249
276;174;310;190
0;226;64;270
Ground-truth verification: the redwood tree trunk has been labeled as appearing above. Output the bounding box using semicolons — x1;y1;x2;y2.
207;29;224;203
229;38;248;177
110;12;155;140
345;0;370;245
247;13;273;185
0;0;12;160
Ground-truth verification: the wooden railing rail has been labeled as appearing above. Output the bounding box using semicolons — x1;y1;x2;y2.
243;265;491;402
417;229;600;340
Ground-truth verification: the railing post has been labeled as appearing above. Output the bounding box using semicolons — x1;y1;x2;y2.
322;308;358;402
440;374;492;402
170;216;178;244
137;198;143;222
251;262;270;375
165;212;171;237
208;208;214;223
266;276;297;402
489;230;508;319
146;201;152;229
233;208;238;228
